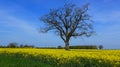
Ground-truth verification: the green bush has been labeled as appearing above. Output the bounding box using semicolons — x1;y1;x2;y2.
57;45;63;49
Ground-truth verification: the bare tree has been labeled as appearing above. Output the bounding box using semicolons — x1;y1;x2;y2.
40;3;94;50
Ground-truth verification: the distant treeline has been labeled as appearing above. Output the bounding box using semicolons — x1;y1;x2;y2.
57;45;103;49
0;42;103;49
70;45;98;49
0;42;34;48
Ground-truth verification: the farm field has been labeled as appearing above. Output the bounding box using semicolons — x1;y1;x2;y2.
0;48;120;67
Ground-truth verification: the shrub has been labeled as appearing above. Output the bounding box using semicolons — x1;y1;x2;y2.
98;45;103;49
57;45;63;49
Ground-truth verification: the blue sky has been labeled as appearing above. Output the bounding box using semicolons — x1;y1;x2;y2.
0;0;120;49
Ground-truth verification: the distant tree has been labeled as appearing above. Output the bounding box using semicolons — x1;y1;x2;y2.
99;45;103;49
57;45;63;49
7;42;18;48
20;44;24;48
40;3;94;50
29;45;34;48
23;44;29;47
23;44;34;48
0;45;4;48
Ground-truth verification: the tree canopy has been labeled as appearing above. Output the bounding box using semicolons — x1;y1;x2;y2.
40;3;94;50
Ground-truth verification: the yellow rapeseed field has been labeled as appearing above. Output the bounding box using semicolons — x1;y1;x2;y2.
0;48;120;67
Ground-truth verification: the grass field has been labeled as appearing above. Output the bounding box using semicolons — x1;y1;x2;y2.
0;48;120;67
0;54;53;67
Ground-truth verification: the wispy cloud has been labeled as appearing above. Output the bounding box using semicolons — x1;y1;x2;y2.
93;10;120;37
0;10;40;36
0;0;120;48
103;0;113;3
93;10;120;23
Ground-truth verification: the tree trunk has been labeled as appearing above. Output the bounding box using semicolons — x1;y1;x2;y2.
65;41;70;50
